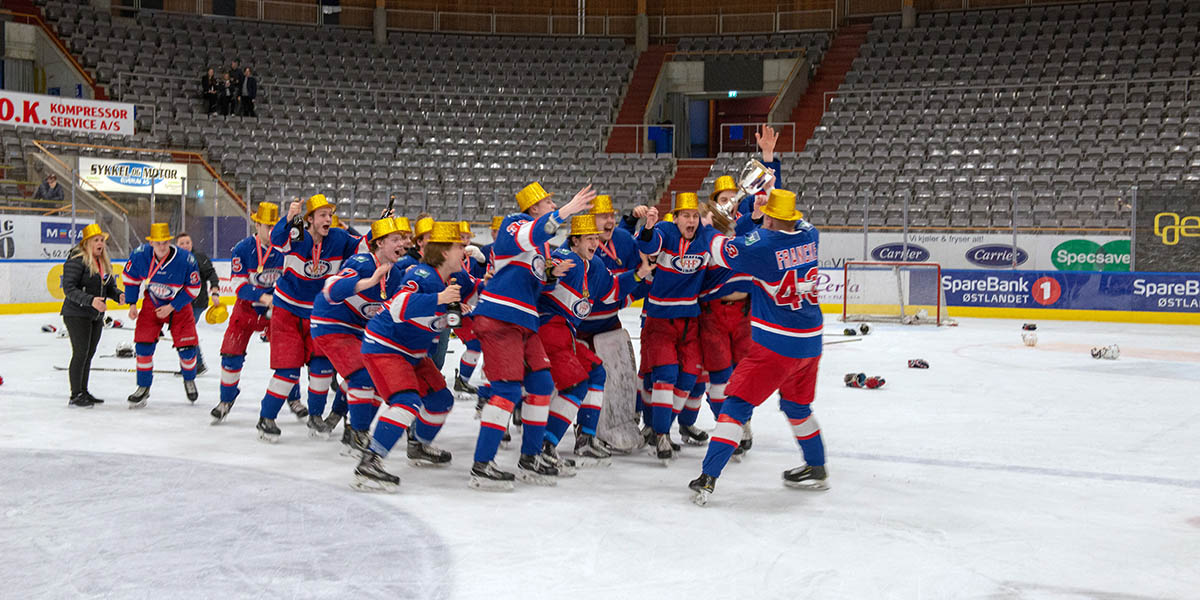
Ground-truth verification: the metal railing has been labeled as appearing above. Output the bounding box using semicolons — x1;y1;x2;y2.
599;124;676;155
0;9;102;99
649;9;834;38
718;122;796;156
824;75;1199;109
846;0;1126;19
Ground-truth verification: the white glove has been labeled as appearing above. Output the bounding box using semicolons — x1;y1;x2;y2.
465;245;485;263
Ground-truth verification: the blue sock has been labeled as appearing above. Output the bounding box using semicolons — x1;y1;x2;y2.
306;355;334;418
345;369;376;431
544;384;585;446
701;396;754;478
474;381;520;463
330;378;347;416
520;369;554;456
135;342;156;388
413;388;453;443
781;399;825;466
219;354;245;404
707;366;733;419
458;339;481;380
650;365;679;434
261;368;301;419
178;346;198;381
671;370;698;428
578;365;605;436
370;391;420;457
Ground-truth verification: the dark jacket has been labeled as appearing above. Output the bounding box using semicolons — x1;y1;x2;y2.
229;67;244;90
241;76;257;99
60;253;123;320
191;249;220;313
34;181;64;201
201;75;217;96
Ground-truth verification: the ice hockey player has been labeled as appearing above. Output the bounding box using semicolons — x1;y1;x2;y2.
256;194;363;442
574;195;647;339
712;124;783;220
354;221;473;492
467;181;596;490
689;189;828;506
210;203;284;424
636;192;720;464
452;220;486;397
122;222;202;408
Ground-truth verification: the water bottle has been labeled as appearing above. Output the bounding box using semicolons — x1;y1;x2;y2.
445;302;462;329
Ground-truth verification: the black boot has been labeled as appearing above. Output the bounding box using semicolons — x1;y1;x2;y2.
69;392;95;409
782;465;829;490
469;460;515;491
83;391;104;405
679;423;710;445
256;417;281;443
184;380;199;403
688;473;717;506
353;451;399;492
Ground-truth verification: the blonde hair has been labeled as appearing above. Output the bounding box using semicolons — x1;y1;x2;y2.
72;236;114;278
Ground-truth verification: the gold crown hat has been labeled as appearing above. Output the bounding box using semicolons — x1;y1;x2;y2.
589;195;615;215
459;221;473;236
569;214;601;236
393;216;413;233
516;182;553;212
429;221;463;244
145;222;173;242
672;192;700;213
711;175;737;201
205;302;229;325
79;223;109;242
369;217;403;242
664;212;675;223
414;216;435;238
304;193;336;217
761;188;803;221
330;214;346;229
490;215;505;230
250;202;279;225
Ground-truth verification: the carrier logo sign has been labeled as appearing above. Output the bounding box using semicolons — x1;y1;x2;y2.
966;244;1028;268
871;243;929;262
1153;212;1200;245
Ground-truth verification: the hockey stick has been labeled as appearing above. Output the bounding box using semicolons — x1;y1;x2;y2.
53;365;181;375
823;338;863;346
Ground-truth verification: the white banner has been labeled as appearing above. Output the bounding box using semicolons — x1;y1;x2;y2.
78;157;188;195
0;213;97;260
815;232;1130;272
0;90;134;136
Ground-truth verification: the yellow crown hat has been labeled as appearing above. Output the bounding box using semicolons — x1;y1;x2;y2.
711;175;737;200
429;221;463;244
590;195;615;215
490;215;505;230
146;222;173;242
393;217;413;233
569;214;601;236
761;188;803;221
459;221;472;236
414;216;435;238
330;215;346;229
369;217;403;241
250;202;279;225
305;194;335;217
79;223;109;243
205;303;229;325
672;192;700;214
516;182;553;212
664;212;675;223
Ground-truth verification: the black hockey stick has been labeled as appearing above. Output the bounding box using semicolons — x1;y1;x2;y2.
53;365;181;375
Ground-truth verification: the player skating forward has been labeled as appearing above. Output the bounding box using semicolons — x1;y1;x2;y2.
689;189;828;506
211;203;284;424
256;195;363;442
122;223;202;408
354;222;474;492
467;182;596;490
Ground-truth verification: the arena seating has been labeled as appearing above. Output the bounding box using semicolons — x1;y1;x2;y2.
674;32;829;63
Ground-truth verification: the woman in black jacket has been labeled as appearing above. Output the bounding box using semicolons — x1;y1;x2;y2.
60;224;125;408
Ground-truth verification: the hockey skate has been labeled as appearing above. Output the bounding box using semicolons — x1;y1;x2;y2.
287;398;308;420
540;440;577;478
306;414;332;439
210;401;233;425
468;461;515;492
516;453;559;486
473;394;485;420
322;411;345;440
340;428;369;458
688;474;716;506
679;423;710;446
572;433;613;468
83;391;104;405
68;392;95;409
407;438;452;467
654;433;675;465
643;425;680;453
256;417;281;443
352;452;399;493
731;422;753;462
184;380;199;404
127;386;150;409
782;465;829;491
453;369;477;399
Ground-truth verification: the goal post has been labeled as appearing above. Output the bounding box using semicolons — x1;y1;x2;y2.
842;261;953;326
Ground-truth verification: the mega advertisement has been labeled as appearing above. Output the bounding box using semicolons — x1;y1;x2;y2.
0;89;134;136
0;214;96;260
1134;186;1200;273
816;232;1130;272
78;157;188;195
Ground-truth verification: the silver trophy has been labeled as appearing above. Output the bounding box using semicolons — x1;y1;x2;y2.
715;159;775;219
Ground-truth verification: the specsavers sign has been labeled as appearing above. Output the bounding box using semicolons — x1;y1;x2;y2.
78;157;187;195
0;90;134;136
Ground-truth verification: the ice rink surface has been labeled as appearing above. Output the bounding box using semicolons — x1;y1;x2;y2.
1;309;1198;600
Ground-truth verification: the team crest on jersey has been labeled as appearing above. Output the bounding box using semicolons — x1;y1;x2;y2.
304;259;332;277
506;222;521;236
670;254;705;274
249;269;281;288
725;241;739;259
745;231;761;246
571;298;592;319
147;283;175;299
189;271;200;285
361;302;386;318
531;253;547;281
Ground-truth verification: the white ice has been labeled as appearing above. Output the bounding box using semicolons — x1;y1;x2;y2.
0;309;1198;600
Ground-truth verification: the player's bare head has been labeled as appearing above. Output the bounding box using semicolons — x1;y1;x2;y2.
396;231;413;251
699;202;733;235
175;233;193;252
150;240;172;257
763;215;796;232
569;233;601;260
423;242;465;269
370;231;405;263
254;222;272;239
674;209;700;240
308;206;334;236
715;190;736;204
525;197;556;219
593;212;617;241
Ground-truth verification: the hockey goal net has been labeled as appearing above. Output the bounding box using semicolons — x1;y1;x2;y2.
842;261;954;326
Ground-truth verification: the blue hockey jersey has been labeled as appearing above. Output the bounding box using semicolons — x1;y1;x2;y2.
707;222;823;359
636;221;719;319
270;216;364;319
311;253;407;338
538;248;639;332
122;244;200;311
362;264;477;359
471;211;564;331
578;227;648;334
230;235;284;314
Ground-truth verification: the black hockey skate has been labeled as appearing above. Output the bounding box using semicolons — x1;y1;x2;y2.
68;392;95;409
322;411;345;438
679;423;710;446
256;417;281;443
469;460;515;492
407;438;452;467
572;433;613;468
340;428;369;458
688;474;716;506
83;391;104;405
210;401;233;425
352;451;399;493
516;453;559;486
541;440;577;477
453;369;477;396
782;465;829;491
654;433;675;465
739;421;753;451
643;425;680;452
306;414;332;439
287;398;308;420
127;386;150;409
184;380;199;403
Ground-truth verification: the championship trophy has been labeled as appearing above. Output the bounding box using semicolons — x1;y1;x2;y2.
715;159;776;219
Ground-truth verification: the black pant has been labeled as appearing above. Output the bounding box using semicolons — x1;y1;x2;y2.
204;92;217;113
240;96;255;117
64;316;104;396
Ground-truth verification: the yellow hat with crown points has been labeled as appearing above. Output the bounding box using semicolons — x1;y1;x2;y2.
569;214;601;236
205;303;229;325
429;221;462;244
369;217;402;242
761;188;802;221
304;194;336;217
146;222;173;242
459;221;472;236
664;212;675;223
331;215;346;229
393;217;412;233
672;192;700;214
711;176;737;201
515;182;553;212
414;217;434;238
79;223;109;243
590;195;615;215
490;215;504;230
250;202;279;225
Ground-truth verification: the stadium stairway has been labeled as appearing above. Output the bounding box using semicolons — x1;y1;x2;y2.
657;158;715;209
605;44;675;154
788;23;870;152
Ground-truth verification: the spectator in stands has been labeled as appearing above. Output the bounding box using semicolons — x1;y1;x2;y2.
176;232;219;374
228;59;244;115
218;72;234;116
34;174;64;201
201;68;218;115
240;67;257;118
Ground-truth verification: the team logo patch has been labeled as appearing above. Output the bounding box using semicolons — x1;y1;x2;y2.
725;241;739;259
745;231;761;246
304;260;332;277
249;269;281;288
189;271;200;285
571;298;592;319
148;283;174;299
506;222;520;236
531;253;547;281
361;303;386;318
670;254;705;274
